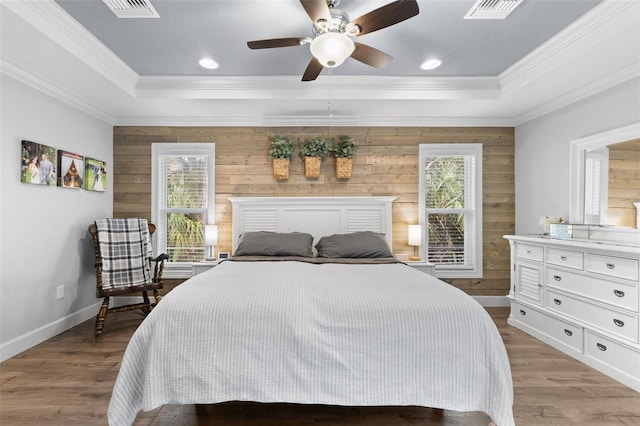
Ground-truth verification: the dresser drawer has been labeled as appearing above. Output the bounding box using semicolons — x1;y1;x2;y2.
516;243;543;262
545;247;584;270
546;290;638;343
585;253;639;281
546;267;639;312
511;301;583;352
585;331;640;381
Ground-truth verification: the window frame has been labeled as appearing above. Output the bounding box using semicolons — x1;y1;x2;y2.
418;143;483;279
151;143;215;278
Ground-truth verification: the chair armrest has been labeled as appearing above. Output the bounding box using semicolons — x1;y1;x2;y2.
151;254;170;263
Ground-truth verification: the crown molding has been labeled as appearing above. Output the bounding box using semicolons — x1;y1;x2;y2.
513;63;640;126
2;0;138;97
134;75;501;100
1;57;116;124
499;0;639;95
113;114;513;128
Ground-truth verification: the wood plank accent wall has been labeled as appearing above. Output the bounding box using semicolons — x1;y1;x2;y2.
113;126;515;296
608;138;640;228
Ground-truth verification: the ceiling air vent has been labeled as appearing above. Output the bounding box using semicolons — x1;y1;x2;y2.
464;0;523;20
102;0;160;18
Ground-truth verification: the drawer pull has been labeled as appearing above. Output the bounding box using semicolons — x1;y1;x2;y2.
553;275;562;281
606;263;615;269
613;290;625;298
553;298;562;305
596;343;607;351
560;255;567;260
519;309;526;316
613;319;624;327
526;250;532;255
564;329;573;337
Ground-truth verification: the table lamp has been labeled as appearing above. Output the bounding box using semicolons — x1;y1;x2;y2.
204;224;218;260
408;224;421;261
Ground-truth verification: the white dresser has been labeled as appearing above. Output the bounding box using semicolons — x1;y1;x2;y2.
505;235;640;391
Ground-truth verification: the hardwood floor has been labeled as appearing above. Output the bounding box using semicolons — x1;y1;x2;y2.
1;307;639;425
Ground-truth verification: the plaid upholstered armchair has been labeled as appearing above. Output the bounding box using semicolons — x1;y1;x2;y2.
89;218;169;337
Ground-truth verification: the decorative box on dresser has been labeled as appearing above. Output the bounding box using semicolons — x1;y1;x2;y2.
504;235;640;391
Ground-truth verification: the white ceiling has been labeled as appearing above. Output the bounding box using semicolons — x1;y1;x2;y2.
1;0;639;127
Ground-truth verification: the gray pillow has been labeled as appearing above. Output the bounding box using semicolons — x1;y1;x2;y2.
315;231;392;258
234;231;314;257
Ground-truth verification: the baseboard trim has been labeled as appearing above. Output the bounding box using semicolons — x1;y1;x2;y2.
0;301;101;362
473;295;510;307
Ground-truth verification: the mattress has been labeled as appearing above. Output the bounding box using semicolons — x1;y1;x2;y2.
107;260;514;425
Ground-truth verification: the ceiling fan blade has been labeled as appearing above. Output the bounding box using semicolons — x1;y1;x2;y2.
302;57;324;81
299;0;331;25
348;0;419;37
351;42;393;68
247;38;304;49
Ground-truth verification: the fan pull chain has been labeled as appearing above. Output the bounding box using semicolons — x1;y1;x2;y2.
327;68;333;120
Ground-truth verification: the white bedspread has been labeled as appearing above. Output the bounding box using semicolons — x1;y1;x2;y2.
108;261;514;425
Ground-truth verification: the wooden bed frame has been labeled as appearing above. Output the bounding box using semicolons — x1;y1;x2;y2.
228;196;396;252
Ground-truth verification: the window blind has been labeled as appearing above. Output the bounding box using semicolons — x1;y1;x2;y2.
159;155;209;210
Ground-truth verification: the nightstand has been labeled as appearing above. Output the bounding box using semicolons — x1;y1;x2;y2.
406;261;435;275
191;261;220;277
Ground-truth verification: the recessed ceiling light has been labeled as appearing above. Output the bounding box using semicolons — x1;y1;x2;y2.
199;58;219;70
420;58;442;71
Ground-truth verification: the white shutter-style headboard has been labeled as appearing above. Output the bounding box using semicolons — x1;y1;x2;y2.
228;196;397;252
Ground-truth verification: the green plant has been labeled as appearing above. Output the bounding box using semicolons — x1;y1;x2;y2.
298;137;332;158
268;135;295;159
330;135;357;158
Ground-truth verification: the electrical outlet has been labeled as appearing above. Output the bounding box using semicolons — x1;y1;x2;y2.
56;285;64;300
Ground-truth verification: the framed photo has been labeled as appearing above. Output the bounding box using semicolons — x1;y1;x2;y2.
84;157;107;192
21;140;56;186
57;150;84;189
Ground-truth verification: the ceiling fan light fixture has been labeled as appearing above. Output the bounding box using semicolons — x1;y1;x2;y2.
310;32;355;68
199;58;219;70
420;58;442;70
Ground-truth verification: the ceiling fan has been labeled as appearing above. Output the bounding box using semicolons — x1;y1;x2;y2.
247;0;420;81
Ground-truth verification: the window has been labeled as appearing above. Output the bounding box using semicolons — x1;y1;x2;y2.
583;147;609;224
152;143;215;276
419;144;482;278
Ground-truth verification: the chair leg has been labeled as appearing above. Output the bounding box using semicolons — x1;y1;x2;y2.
153;289;162;305
95;296;110;337
141;290;152;316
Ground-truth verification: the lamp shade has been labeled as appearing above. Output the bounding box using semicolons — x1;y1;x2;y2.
310;32;355;68
408;224;422;246
204;224;218;246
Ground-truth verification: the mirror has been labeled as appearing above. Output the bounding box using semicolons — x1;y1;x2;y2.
569;122;640;227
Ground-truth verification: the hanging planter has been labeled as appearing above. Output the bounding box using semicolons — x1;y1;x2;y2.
330;135;357;179
298;137;332;179
268;135;294;180
272;158;290;180
304;156;321;178
335;157;353;179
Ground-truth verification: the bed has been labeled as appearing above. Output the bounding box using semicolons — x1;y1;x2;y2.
107;197;514;426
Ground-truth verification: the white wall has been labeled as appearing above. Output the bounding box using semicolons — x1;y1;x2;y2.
514;78;640;235
0;76;113;361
